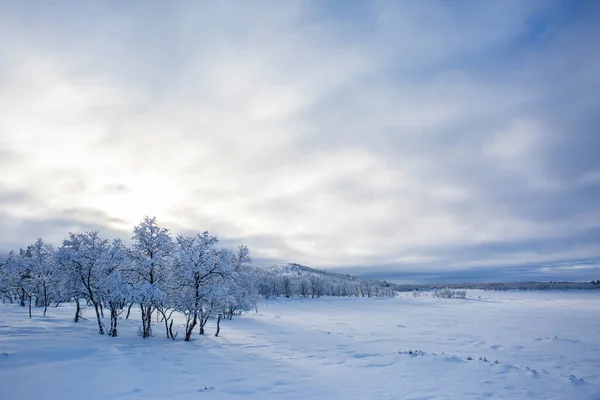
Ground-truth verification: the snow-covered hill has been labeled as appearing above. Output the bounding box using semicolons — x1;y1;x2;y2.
255;263;395;298
266;263;361;281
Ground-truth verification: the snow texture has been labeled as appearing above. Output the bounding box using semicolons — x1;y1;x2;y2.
1;290;599;399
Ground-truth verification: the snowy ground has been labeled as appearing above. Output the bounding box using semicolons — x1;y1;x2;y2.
1;291;599;400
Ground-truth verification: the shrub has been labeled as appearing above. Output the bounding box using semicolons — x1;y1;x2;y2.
433;288;467;299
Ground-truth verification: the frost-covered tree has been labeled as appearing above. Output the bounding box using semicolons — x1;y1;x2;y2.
57;232;111;334
309;275;325;298
0;252;20;304
6;250;36;317
172;232;232;341
155;294;177;340
207;284;231;337
298;278;310;298
281;275;293;298
101;239;130;337
153;263;177;340
9;241;56;318
256;269;280;299
55;249;86;322
224;246;260;319
26;238;57;316
0;254;9;302
128;216;173;338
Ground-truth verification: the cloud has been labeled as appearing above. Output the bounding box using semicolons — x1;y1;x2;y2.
0;211;129;252
1;1;599;281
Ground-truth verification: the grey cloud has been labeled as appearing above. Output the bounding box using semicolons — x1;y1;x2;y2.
0;211;129;252
298;2;600;255
0;187;36;205
57;207;129;227
334;227;600;282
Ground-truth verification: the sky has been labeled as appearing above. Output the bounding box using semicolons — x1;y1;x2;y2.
1;1;599;283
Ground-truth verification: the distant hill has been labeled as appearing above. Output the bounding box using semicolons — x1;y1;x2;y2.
266;263;358;280
253;263;396;298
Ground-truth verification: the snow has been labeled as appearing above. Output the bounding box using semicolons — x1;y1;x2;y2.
1;291;599;399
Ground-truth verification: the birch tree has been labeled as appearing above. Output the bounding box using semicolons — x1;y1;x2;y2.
101;239;130;337
128;216;173;338
57;231;110;334
27;238;56;316
172;232;231;341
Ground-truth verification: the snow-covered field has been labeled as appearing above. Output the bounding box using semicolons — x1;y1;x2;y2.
1;291;599;399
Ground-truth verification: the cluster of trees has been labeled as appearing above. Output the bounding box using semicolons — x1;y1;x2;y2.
0;217;260;341
253;263;397;298
412;288;467;299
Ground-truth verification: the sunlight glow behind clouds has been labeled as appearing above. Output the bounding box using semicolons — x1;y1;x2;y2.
1;1;599;280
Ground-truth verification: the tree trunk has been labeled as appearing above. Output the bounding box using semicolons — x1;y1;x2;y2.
169;320;175;340
93;301;104;335
184;314;197;341
109;308;118;337
28;295;32;318
159;309;172;339
140;304;153;338
164;318;170;338
74;298;81;322
215;314;222;337
43;285;48;316
140;305;147;337
146;306;153;337
199;311;210;335
126;301;134;319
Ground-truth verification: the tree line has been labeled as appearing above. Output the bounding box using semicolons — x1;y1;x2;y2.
394;281;600;292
